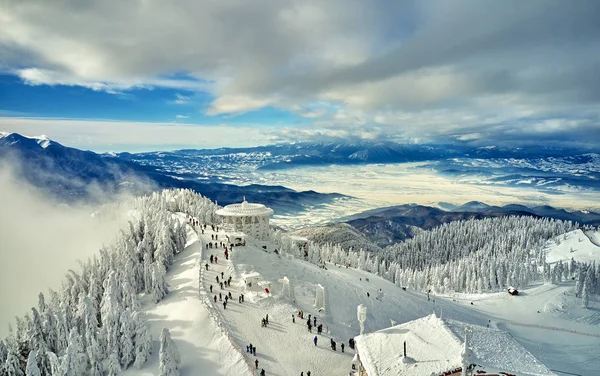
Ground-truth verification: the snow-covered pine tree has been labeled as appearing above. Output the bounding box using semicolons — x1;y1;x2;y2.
151;262;169;303
106;351;121;376
37;294;46;315
25;350;41;376
119;309;135;369
575;267;585;297
132;310;152;369
581;274;591;309
77;294;98;349
59;328;87;376
42;309;58;355
87;336;104;376
158;328;180;376
0;339;7;367
100;270;122;359
5;340;24;376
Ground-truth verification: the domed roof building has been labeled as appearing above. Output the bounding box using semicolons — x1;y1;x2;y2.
215;199;274;241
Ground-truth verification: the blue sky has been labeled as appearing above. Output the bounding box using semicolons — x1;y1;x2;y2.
1;1;599;152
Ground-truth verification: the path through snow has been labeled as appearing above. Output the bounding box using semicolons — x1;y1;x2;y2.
198;228;354;376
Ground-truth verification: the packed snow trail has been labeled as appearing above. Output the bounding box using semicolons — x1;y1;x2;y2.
198;228;354;376
126;225;249;376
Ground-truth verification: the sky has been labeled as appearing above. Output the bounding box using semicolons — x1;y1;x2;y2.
1;1;600;152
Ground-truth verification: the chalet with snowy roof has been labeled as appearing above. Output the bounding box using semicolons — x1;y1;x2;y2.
215;199;273;241
352;314;555;376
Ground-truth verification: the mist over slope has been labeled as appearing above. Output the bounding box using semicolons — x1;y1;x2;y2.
0;167;128;337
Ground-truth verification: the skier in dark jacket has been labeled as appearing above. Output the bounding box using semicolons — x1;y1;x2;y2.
313;336;318;346
260;369;265;376
255;359;259;369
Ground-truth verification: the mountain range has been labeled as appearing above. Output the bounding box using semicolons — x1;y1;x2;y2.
0;132;342;213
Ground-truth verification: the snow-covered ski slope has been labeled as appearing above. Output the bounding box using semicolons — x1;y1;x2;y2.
545;229;600;265
125;227;249;376
129;222;600;376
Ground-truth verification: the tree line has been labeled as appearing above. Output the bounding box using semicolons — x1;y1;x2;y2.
0;189;217;376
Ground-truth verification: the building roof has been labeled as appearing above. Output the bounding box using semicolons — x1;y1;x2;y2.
354;314;555;376
241;271;262;280
289;236;309;242
215;200;274;217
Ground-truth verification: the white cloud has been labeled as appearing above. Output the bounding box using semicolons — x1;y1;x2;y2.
175;114;189;119
0;117;276;152
0;165;128;337
173;94;192;105
2;1;600;145
206;95;276;115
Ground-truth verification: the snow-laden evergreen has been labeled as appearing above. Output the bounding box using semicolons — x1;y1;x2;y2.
158;328;180;376
1;189;216;375
25;350;40;376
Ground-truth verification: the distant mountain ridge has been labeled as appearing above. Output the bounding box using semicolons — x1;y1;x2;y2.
294;202;600;249
121;140;596;170
0;132;343;213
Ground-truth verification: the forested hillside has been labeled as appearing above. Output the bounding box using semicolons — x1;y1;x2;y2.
273;217;599;297
0;189;217;376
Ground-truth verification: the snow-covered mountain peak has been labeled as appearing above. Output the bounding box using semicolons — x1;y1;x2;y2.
35;134;52;148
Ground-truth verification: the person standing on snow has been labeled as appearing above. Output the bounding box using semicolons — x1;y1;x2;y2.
210;285;213;293
255;359;259;369
313;336;318;346
265;314;269;324
260;369;265;376
341;342;345;352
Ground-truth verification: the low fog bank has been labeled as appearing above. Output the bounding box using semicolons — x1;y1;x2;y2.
0;165;130;338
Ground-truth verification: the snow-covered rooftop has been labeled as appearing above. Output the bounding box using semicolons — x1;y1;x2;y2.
289;235;309;242
354;314;555;376
240;271;261;280
215;200;274;217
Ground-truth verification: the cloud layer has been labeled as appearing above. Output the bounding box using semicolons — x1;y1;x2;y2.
0;164;128;336
2;0;600;147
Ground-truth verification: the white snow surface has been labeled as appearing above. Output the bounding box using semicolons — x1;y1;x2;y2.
545;229;600;265
125;226;250;376
355;314;555;376
125;220;600;376
36;135;51;148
